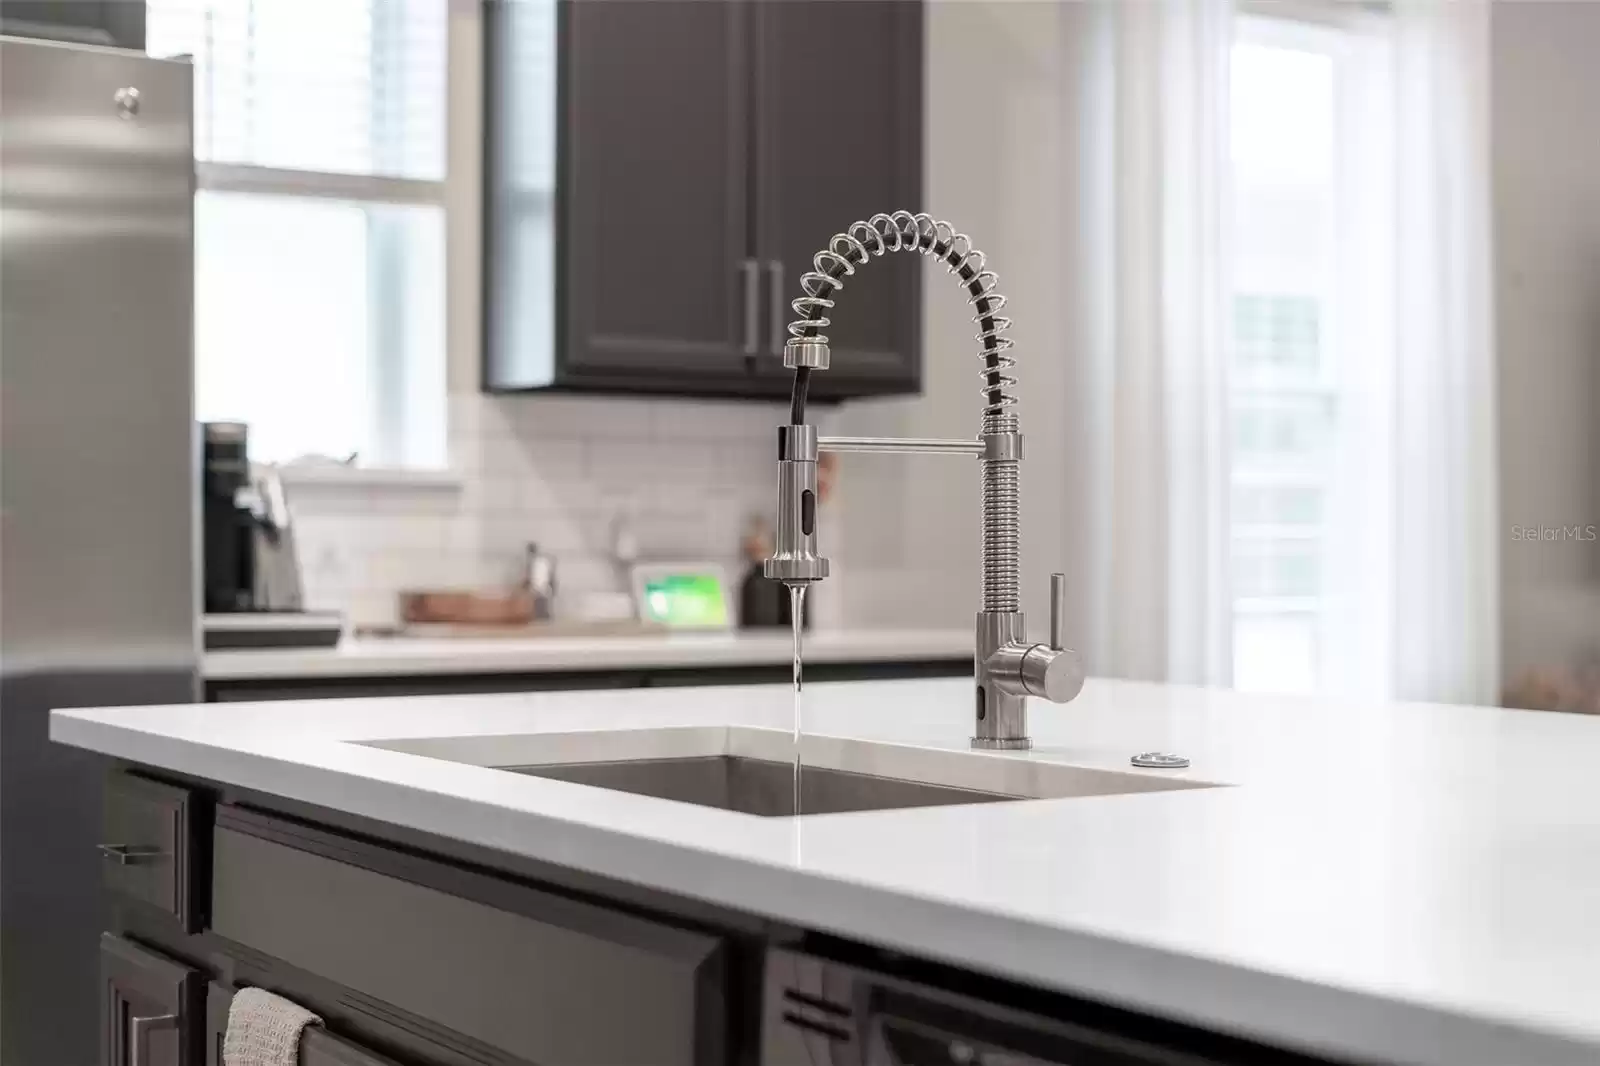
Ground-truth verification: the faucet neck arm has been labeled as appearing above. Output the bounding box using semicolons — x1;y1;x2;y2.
780;210;1015;430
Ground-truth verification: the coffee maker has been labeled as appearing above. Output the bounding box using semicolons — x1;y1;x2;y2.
202;421;258;613
201;422;341;648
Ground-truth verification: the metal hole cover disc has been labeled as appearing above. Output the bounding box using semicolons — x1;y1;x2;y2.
1131;752;1190;769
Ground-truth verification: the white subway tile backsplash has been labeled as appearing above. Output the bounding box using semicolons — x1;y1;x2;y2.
507;395;652;440
523;439;588;476
585;439;685;495
291;392;775;619
557;555;626;596
440;516;479;557
715;445;770;491
700;493;761;550
346;589;400;628
649;398;781;440
478;475;524;516
635;513;712;559
525;510;588;555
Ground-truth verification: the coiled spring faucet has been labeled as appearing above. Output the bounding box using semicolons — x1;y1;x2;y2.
764;211;1084;749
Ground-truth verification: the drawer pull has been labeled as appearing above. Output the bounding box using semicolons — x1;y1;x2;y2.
129;1012;177;1066
98;843;167;866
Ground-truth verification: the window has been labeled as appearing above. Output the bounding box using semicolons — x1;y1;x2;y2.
147;0;449;467
1228;8;1395;695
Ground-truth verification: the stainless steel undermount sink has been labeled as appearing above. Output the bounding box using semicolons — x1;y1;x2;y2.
364;726;1220;818
507;756;1014;817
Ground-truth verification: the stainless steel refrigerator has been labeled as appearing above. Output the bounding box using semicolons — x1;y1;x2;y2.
1;36;197;1065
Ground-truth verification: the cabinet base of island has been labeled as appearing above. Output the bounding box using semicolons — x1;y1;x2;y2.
94;765;1352;1066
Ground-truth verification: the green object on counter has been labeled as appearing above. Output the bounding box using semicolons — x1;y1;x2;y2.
639;572;728;627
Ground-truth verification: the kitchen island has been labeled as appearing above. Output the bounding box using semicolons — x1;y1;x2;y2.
53;678;1600;1066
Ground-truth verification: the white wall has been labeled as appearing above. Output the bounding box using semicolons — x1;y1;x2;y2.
1492;1;1600;684
827;0;1091;643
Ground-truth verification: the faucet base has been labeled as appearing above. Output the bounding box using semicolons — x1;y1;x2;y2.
971;736;1033;751
973;611;1029;748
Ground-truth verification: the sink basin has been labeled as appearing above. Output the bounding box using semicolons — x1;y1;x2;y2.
508;756;1014;817
364;725;1218;817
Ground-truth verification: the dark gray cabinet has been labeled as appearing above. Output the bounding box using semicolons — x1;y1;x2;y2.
101;772;206;933
296;1034;403;1066
209;808;729;1066
752;0;924;388
557;0;756;384
97;774;1358;1066
205;985;406;1066
100;935;199;1066
484;0;924;400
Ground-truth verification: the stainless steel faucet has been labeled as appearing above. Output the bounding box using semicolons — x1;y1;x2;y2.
764;211;1084;749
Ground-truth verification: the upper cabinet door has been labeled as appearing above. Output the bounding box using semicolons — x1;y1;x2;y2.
752;0;924;392
557;0;756;385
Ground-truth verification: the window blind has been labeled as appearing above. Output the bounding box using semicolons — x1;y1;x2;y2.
146;0;447;182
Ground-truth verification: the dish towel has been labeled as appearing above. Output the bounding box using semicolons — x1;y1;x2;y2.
222;987;323;1066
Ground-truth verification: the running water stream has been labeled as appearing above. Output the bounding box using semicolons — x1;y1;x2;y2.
789;585;806;816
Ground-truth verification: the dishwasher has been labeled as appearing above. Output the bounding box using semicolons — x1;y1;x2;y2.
760;947;1337;1066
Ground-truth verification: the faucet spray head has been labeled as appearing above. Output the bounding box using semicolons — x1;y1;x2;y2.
763;423;830;587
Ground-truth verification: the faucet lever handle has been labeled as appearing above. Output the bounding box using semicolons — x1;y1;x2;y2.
1049;573;1066;650
1026;572;1083;703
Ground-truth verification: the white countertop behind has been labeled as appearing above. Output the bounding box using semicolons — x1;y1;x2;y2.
203;628;974;681
52;678;1600;1065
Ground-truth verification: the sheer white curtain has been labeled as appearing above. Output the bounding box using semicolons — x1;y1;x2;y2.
1389;0;1498;704
1074;0;1234;685
1070;0;1497;702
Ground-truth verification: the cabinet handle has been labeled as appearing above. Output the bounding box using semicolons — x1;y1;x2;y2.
741;259;760;355
98;843;167;866
768;260;786;357
129;1012;177;1066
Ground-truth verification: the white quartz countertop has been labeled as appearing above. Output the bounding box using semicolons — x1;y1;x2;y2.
52;678;1600;1065
203;628;973;681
